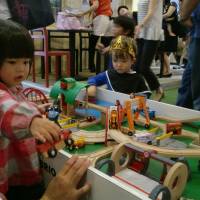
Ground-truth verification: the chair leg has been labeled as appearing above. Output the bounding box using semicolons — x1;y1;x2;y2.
66;53;71;77
55;56;59;80
45;56;49;87
32;58;36;82
75;49;79;75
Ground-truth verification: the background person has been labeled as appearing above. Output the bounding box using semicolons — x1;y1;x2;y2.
76;0;112;72
176;0;200;110
134;0;164;101
0;19;61;200
87;36;150;97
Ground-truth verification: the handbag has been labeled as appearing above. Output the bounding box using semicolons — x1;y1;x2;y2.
7;0;55;30
56;11;83;30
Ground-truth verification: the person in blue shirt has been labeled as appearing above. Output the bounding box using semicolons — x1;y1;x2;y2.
87;35;151;98
176;0;200;110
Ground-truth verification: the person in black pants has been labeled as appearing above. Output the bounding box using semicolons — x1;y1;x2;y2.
135;39;161;92
89;34;112;72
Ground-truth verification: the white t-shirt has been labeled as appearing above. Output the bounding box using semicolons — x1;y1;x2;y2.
0;0;11;20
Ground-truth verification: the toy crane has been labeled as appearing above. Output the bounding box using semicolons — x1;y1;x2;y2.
131;94;150;129
113;100;135;136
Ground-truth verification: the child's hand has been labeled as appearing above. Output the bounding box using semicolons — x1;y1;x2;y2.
96;43;105;51
87;86;97;97
30;117;61;143
0;193;7;200
101;46;110;54
38;103;52;114
41;156;91;200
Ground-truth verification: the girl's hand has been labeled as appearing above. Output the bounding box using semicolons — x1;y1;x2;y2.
30;117;61;143
38;103;52;114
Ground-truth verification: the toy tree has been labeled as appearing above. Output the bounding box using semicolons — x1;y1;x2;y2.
50;78;88;116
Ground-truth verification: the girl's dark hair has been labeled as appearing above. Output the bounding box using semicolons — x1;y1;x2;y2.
0;19;34;66
117;5;129;16
113;16;135;37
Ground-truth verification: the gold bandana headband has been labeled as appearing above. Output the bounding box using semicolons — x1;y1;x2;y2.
109;36;136;58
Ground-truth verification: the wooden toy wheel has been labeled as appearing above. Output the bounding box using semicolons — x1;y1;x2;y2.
163;162;188;200
111;143;134;173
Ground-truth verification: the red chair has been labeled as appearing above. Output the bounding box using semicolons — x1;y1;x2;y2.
30;28;71;87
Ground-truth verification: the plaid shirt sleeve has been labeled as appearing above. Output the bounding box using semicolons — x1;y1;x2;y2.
0;90;41;140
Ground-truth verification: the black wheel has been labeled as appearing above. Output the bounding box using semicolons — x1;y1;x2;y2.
198;160;200;172
128;131;133;136
149;185;171;200
47;147;57;158
65;138;74;146
95;159;115;176
145;124;150;129
147;141;152;145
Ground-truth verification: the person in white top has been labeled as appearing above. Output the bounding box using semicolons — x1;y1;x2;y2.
134;0;164;101
0;0;11;20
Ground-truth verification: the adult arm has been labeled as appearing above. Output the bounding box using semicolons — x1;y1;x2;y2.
180;0;200;21
135;0;160;37
76;0;99;17
163;5;176;19
139;0;159;27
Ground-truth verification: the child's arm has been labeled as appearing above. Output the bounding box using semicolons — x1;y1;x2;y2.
87;72;108;97
87;85;97;97
87;72;108;88
0;91;60;143
41;156;91;200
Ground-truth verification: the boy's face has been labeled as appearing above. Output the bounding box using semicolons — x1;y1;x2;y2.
0;58;30;87
112;24;128;37
112;53;135;74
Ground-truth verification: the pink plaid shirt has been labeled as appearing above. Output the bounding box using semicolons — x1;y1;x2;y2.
0;82;42;194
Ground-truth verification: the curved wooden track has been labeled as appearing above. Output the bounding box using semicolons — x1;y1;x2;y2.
108;129;200;157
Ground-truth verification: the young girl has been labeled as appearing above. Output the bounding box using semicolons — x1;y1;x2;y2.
0;19;61;200
87;35;150;97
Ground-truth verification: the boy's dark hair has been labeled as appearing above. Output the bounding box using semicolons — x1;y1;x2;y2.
117;5;129;16
0;19;34;66
113;16;135;37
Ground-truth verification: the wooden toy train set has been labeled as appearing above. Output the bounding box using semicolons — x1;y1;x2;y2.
23;78;200;200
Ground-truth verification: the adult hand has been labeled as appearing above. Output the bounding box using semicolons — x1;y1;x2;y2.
41;156;91;200
30;117;61;143
134;25;142;39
